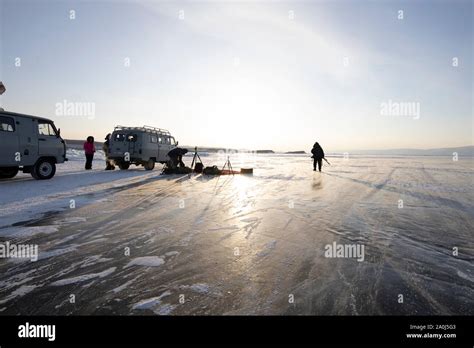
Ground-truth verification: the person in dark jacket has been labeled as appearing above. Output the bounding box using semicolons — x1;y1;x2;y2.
83;136;96;170
167;147;188;169
311;142;325;172
103;133;115;170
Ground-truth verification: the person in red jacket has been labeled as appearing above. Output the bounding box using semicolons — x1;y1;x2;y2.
83;136;96;170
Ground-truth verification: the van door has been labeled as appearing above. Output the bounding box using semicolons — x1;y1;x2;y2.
110;132;127;158
0;115;20;166
126;133;138;158
163;136;172;161
37;120;60;156
157;135;168;162
17;117;37;166
149;134;159;160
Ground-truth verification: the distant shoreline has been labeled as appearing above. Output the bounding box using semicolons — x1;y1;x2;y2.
64;140;473;157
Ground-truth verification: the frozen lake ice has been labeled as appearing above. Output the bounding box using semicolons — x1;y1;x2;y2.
0;152;472;315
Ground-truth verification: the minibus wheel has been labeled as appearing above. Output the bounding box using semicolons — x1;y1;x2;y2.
144;159;155;170
31;159;56;180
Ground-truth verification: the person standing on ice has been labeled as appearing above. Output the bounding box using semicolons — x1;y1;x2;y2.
102;133;115;170
311;142;325;172
83;136;96;170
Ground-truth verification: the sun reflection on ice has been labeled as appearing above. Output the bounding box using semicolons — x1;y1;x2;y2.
229;175;257;217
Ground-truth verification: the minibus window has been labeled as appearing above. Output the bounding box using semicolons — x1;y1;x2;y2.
127;134;137;142
38;122;57;136
115;133;125;141
0;116;15;132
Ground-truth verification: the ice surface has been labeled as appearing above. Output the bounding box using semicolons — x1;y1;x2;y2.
0;152;472;315
111;276;141;294
49;267;117;286
257;240;277;258
0;226;59;238
132;291;172;310
0;285;37;305
38;246;77;261
125;257;165;268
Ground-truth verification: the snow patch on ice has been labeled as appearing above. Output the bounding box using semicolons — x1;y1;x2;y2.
0;285;38;305
94;198;112;203
80;255;113;268
132;298;161;310
111;277;138;294
10;284;37;297
51;233;81;245
457;270;473;283
50;267;116;286
180;283;223;297
38;246;77;260
189;283;210;294
125;256;165;268
0;225;59;238
0;270;37;290
155;303;177;315
54;217;87;224
132;290;172;310
81;281;96;288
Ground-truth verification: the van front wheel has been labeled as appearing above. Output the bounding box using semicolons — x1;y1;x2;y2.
31;159;56;180
144;159;155;171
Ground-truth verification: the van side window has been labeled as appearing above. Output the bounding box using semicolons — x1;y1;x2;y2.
158;137;163;144
150;135;158;143
0;116;15;132
164;137;171;145
38;121;56;136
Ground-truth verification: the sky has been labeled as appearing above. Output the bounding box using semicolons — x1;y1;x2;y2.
0;0;472;152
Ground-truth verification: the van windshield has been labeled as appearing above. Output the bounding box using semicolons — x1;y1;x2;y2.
114;133;126;141
127;134;137;142
38;121;57;136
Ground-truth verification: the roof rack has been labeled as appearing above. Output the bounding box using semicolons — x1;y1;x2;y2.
114;125;171;135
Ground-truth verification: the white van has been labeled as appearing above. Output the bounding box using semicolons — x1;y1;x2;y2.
0;111;67;179
108;125;178;170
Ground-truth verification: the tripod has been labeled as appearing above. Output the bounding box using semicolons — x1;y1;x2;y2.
221;156;235;175
190;146;203;172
